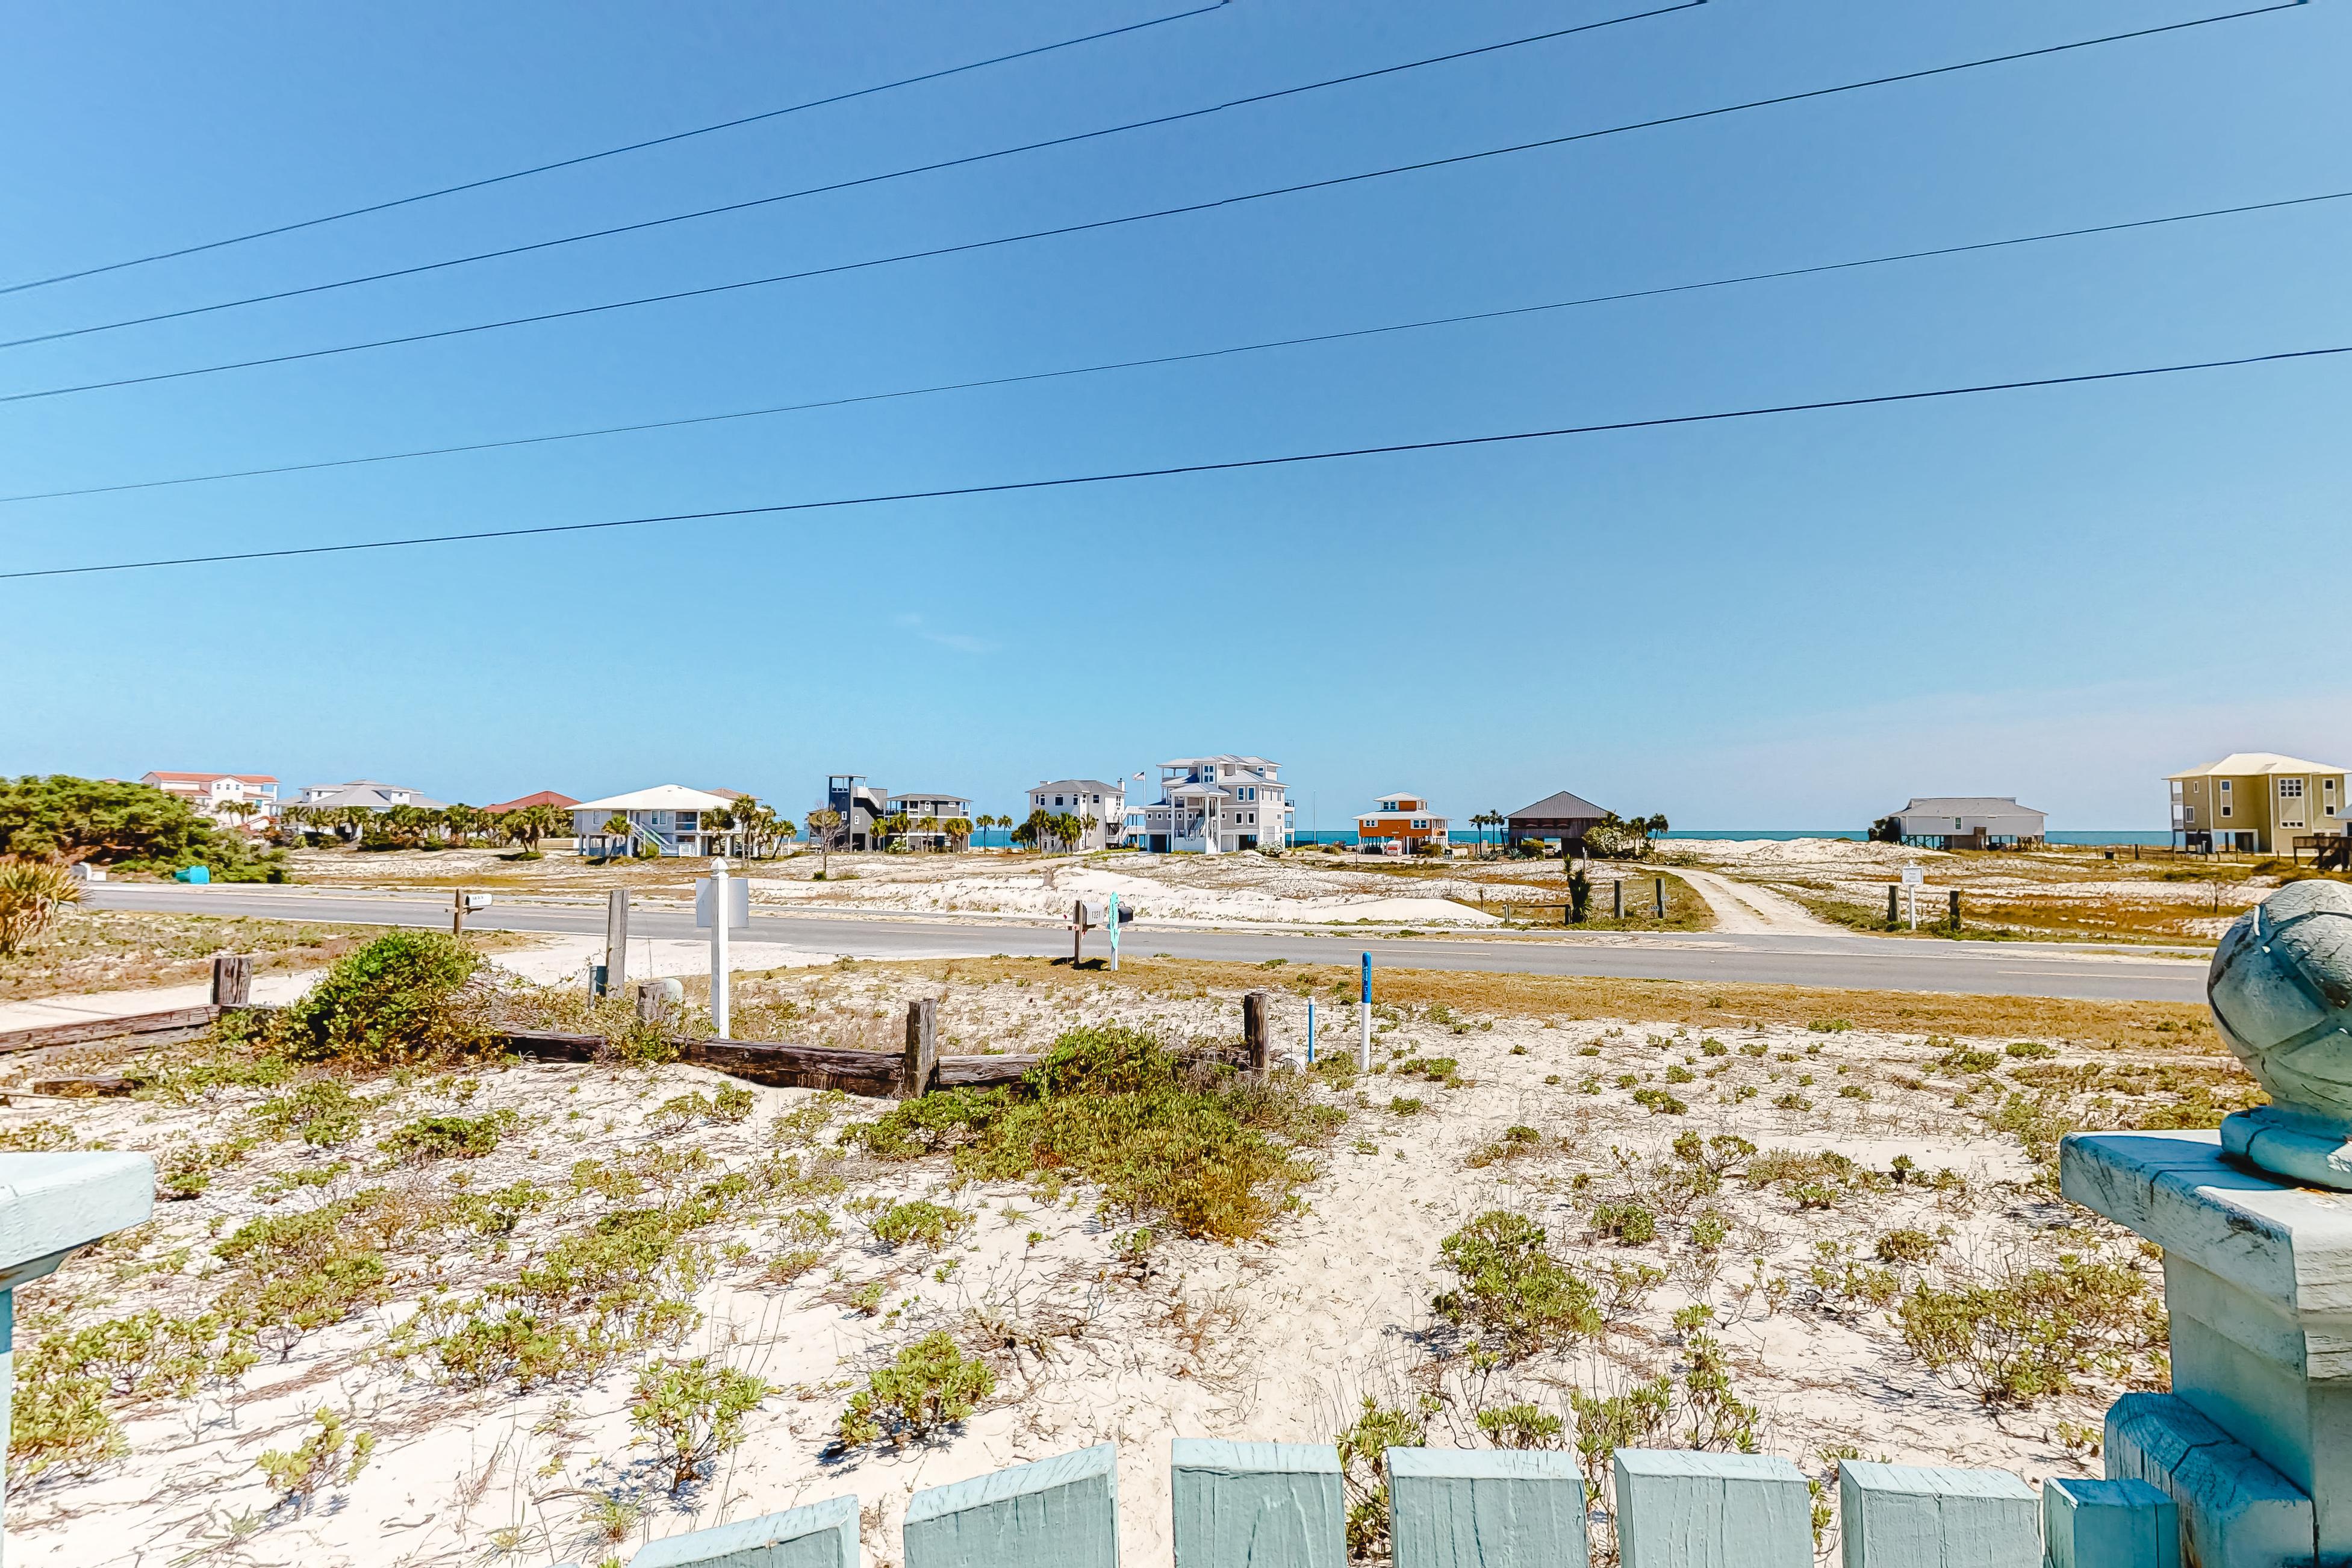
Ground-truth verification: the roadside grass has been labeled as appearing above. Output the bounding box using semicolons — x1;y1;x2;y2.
835;956;2221;1054
0;911;463;1004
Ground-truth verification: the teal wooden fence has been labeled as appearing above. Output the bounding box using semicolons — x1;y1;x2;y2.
589;1440;2171;1568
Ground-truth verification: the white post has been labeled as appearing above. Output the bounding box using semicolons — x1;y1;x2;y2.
1358;952;1372;1072
1109;892;1119;971
710;856;730;1039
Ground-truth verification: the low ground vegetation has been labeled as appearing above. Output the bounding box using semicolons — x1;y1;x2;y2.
2;945;2220;1565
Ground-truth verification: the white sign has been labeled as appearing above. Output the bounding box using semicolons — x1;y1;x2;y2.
1901;866;1924;886
696;877;750;932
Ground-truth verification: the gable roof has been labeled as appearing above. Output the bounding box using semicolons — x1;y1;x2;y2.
299;782;446;810
1897;797;2044;818
2169;753;2348;779
485;790;579;814
571;784;736;813
1509;790;1610;821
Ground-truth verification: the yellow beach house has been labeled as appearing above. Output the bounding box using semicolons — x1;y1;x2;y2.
2167;753;2348;853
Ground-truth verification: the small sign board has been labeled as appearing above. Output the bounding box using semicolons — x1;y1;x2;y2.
695;877;750;933
1901;866;1924;886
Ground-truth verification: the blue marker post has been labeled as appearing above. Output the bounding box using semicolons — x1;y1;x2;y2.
1359;952;1372;1071
1307;1000;1315;1065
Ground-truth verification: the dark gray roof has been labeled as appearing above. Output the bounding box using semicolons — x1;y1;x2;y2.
1509;790;1610;821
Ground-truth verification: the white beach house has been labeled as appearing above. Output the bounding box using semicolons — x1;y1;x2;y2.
1127;756;1290;854
570;785;738;857
1025;779;1127;850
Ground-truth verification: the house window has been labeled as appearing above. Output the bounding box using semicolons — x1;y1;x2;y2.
2280;779;2304;800
2220;780;2233;818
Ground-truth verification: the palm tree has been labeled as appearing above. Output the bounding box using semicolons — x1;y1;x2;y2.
944;816;973;852
1078;814;1099;852
916;814;941;851
807;808;842;877
503;802;567;856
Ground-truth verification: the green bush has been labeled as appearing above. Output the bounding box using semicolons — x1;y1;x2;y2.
254;1079;365;1145
1590;1201;1657;1245
275;931;486;1066
0;774;286;880
1899;1254;2166;1405
631;1356;773;1490
1433;1212;1599;1356
838;1332;994;1449
378;1110;516;1163
844;1025;1339;1241
869;1199;971;1250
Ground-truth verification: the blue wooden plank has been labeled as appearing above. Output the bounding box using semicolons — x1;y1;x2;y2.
632;1495;859;1568
1836;1461;2035;1568
2042;1477;2179;1568
1612;1451;1809;1568
1171;1439;1343;1568
904;1444;1119;1568
1386;1447;1587;1568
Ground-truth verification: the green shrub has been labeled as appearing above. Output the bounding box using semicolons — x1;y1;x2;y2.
650;1086;757;1133
379;1110;516;1163
1466;1125;1543;1168
1590;1201;1657;1245
869;1199;971;1250
838;1333;994;1449
631;1356;773;1490
257;1408;374;1506
1475;1402;1564;1449
433;1308;573;1390
1899;1254;2166;1405
843;1025;1338;1241
1389;1095;1424;1116
1632;1088;1687;1115
1335;1396;1434;1558
1877;1228;1940;1265
254;1079;365;1145
1433;1212;1600;1355
275;931;485;1066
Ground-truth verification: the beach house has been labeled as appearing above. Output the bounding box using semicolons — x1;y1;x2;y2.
140;771;280;827
1505;790;1611;853
1354;792;1447;854
569;785;737;857
888;792;974;850
1884;796;2047;850
1025;780;1126;850
1128;756;1290;854
2169;753;2349;853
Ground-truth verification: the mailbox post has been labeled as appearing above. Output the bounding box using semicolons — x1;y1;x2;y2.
450;888;492;936
696;859;750;1038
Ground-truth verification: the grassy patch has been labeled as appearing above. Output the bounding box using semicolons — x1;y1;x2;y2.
837;1332;994;1449
845;1024;1340;1241
1432;1211;1601;1356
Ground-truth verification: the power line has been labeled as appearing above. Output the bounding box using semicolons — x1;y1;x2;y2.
0;2;2304;408
0;3;1232;299
8;340;2342;582
5;184;2341;508
0;2;1706;353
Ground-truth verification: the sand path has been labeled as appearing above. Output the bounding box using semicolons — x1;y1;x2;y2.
1671;866;1837;935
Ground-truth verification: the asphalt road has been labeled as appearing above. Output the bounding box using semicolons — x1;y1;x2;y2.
82;883;2210;1004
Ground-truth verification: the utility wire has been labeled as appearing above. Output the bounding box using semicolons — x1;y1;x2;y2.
5;184;2341;507
0;2;1232;299
8;340;2343;582
1;2;1705;352
0;1;2305;408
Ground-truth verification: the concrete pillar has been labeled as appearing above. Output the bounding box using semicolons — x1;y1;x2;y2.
1835;1461;2035;1567
1386;1446;1587;1568
1612;1450;1809;1567
904;1443;1119;1568
2062;1131;2340;1566
1171;1439;1343;1568
0;1153;157;1568
630;1495;859;1567
2042;1476;2179;1568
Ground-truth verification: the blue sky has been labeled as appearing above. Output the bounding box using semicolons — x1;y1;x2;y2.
4;0;2346;827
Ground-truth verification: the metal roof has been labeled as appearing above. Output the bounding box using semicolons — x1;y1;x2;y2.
1508;790;1611;820
1896;797;2045;818
2168;753;2348;779
571;785;736;813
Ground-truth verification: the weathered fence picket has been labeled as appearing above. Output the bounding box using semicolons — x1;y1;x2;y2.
1838;1461;2038;1567
902;1443;1120;1568
1385;1447;1587;1568
1171;1439;1344;1568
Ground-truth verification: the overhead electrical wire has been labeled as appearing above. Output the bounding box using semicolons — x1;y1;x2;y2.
0;1;2307;408
0;1;1233;298
0;1;1707;352
5;184;2342;507
7;340;2344;582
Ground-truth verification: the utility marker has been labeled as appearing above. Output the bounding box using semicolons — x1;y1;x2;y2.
1359;952;1372;1071
697;857;750;1038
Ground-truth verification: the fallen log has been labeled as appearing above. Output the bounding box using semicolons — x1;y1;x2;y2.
935;1054;1042;1089
494;1027;1039;1098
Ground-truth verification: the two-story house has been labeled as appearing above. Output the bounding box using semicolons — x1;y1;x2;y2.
813;776;891;852
2169;753;2349;854
296;780;444;813
142;771;281;827
889;792;973;850
570;785;737;857
1025;780;1125;850
1355;792;1447;854
1128;756;1290;854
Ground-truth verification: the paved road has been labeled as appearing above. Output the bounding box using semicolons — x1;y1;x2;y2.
84;883;2210;1004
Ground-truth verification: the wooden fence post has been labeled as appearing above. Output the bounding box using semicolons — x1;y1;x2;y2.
1173;1439;1343;1568
1613;880;1623;919
1887;885;1899;926
631;1494;858;1568
1654;877;1664;918
1947;889;1961;932
605;889;629;992
1614;1451;1810;1567
904;1444;1118;1568
1243;992;1269;1077
1387;1448;1588;1568
903;998;939;1099
1837;1461;2036;1567
209;953;252;1008
2041;1477;2178;1568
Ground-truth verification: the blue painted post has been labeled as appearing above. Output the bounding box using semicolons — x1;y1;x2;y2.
904;1444;1119;1568
1612;1451;1809;1567
1835;1461;2035;1567
1358;953;1372;1071
631;1495;859;1568
2103;1392;2310;1568
1386;1447;1588;1568
0;1153;157;1568
2042;1477;2179;1568
1171;1439;1343;1568
1307;1001;1314;1065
